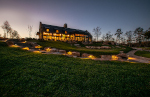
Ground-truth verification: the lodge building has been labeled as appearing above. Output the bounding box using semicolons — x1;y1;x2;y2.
37;22;92;42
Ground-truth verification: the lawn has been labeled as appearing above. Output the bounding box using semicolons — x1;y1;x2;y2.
136;47;150;50
0;42;150;96
134;50;150;58
28;40;133;57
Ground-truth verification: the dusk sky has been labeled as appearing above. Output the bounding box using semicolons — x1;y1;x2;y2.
0;0;150;40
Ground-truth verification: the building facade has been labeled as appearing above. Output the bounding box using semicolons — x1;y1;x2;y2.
37;22;92;42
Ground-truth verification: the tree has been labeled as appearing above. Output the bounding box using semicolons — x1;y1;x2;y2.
144;27;150;40
93;27;101;42
9;28;13;38
115;29;123;44
125;31;133;47
1;21;12;38
133;27;144;46
102;34;105;41
105;31;113;41
120;37;126;44
11;30;20;39
28;25;33;38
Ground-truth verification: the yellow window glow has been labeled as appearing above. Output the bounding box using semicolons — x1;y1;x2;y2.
65;31;67;34
56;30;59;33
46;29;49;32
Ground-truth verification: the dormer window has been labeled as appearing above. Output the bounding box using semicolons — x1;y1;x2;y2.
65;31;67;34
46;29;49;32
56;30;59;33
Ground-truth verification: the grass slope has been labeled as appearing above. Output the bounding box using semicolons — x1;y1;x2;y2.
134;51;150;58
0;42;150;96
28;40;133;57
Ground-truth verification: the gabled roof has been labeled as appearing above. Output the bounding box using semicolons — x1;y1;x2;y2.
41;23;92;37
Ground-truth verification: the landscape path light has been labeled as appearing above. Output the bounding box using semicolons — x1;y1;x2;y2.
88;55;95;59
67;51;72;55
22;47;29;50
46;48;51;52
111;55;118;60
10;44;20;47
35;45;42;48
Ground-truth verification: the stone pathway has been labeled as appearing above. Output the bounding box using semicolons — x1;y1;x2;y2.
126;48;150;63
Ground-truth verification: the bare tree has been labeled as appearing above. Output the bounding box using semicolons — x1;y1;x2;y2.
9;28;13;38
11;30;20;39
102;34;105;41
115;29;123;45
1;21;11;38
105;31;113;41
144;27;150;40
93;27;101;42
28;25;33;38
125;31;133;47
134;27;143;46
120;37;126;45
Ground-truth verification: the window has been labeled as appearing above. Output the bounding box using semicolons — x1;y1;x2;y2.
56;30;59;33
65;31;67;34
46;29;49;32
53;33;56;36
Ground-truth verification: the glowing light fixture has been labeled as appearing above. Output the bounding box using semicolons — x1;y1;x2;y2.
22;47;29;50
35;45;42;48
67;51;72;55
46;48;51;51
33;51;41;53
88;55;95;59
111;55;118;60
21;41;27;43
128;57;136;60
10;44;20;47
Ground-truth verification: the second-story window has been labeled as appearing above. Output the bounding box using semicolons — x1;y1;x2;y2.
56;30;59;33
65;31;67;34
46;29;49;32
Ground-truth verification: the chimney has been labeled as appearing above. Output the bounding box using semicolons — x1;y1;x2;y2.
64;23;67;28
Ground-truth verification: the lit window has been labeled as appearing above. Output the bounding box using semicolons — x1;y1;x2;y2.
53;33;56;36
56;30;59;33
46;29;49;32
65;31;67;34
